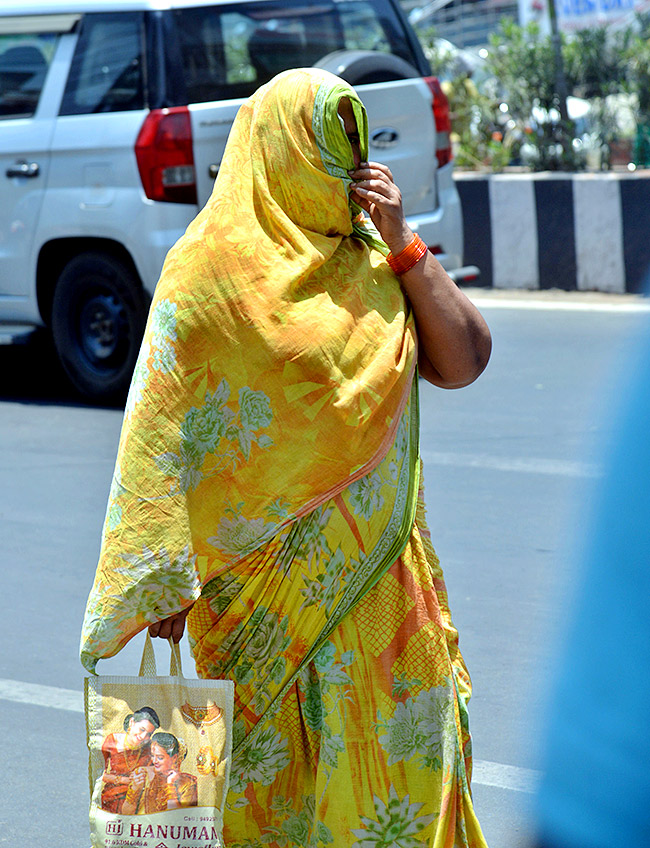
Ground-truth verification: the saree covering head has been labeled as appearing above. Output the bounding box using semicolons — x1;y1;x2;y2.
80;68;417;672
81;69;487;847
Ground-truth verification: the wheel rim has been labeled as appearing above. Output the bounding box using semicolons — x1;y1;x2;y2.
77;291;129;371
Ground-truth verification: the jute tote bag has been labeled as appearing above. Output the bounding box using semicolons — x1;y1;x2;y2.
85;634;234;848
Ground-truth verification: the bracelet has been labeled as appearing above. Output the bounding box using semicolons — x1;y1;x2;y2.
386;234;428;276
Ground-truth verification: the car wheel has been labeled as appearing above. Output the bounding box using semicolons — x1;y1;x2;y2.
51;252;148;402
313;50;420;85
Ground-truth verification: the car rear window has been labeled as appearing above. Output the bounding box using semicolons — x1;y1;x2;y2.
169;0;420;103
0;32;59;118
60;12;145;115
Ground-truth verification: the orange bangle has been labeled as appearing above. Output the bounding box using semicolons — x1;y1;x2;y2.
386;234;428;275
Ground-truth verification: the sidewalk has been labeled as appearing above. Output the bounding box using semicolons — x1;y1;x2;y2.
461;286;650;310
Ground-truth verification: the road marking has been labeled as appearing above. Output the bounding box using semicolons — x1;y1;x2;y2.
0;677;84;713
469;296;650;313
473;759;540;794
421;449;601;478
0;677;540;794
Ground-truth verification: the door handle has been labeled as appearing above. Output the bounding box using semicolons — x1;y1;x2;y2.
6;160;40;178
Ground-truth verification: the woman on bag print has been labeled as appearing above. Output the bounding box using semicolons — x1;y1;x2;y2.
100;706;160;813
122;731;198;814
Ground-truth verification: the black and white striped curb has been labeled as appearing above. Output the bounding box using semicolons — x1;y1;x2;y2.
455;171;650;293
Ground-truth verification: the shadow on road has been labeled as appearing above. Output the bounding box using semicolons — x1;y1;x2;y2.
0;330;123;409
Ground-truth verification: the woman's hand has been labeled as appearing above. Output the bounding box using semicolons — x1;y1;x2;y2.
148;604;194;642
166;770;183;809
349;161;413;254
349;160;491;389
101;771;125;785
121;769;146;815
130;769;147;788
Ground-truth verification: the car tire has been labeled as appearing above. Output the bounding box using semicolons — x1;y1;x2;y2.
313;50;420;85
51;252;148;402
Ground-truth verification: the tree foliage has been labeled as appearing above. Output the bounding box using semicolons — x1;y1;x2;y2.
417;15;650;171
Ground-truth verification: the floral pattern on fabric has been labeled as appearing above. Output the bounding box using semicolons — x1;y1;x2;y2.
124;298;178;416
80;68;487;848
229;721;291;795
105;466;125;532
81;545;202;670
80;69;418;673
154;381;274;496
188;386;418;728
209;511;277;559
150;298;178;373
189;473;486;847
348;471;385;519
375;680;456;770
300;546;361;616
350;786;437;848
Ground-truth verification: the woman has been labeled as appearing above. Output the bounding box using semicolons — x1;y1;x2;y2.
100;706;159;813
122;731;198;814
81;68;491;845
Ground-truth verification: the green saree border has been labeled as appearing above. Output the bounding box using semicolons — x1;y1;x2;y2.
312;73;389;256
234;374;421;757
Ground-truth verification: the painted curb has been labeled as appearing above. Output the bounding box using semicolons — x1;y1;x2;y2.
455;172;650;293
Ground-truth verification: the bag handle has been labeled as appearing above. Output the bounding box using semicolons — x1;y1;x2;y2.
139;632;184;677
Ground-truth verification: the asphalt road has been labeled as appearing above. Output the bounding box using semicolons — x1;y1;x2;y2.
1;291;649;848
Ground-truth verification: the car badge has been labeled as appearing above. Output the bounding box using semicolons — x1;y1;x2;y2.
370;128;400;148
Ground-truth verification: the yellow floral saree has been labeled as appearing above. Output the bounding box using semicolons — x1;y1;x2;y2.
81;68;487;847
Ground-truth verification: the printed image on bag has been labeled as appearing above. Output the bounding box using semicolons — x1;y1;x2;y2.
85;637;233;848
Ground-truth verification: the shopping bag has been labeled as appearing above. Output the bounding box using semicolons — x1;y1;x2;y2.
85;633;234;848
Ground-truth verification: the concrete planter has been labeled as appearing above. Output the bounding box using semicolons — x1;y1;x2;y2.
454;171;650;293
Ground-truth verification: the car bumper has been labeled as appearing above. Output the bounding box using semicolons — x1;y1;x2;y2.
405;161;465;272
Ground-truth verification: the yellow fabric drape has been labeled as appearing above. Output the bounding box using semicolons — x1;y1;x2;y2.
208;469;487;848
80;68;416;672
80;66;488;848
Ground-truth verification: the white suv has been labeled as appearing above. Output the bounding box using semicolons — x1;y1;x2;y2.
0;0;473;401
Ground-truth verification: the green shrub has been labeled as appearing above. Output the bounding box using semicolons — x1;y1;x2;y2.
416;16;650;171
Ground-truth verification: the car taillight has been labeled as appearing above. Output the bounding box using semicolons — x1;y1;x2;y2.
424;76;452;168
135;107;197;205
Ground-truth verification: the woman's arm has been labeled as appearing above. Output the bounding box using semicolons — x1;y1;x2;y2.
122;769;147;815
101;734;125;785
349;161;491;388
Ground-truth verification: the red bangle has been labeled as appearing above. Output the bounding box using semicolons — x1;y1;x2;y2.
386;234;428;275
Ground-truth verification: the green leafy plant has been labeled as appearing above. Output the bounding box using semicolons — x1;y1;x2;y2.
416;17;650;172
485;19;581;170
417;26;520;170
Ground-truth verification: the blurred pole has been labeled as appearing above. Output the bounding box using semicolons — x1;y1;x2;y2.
547;0;570;124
